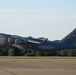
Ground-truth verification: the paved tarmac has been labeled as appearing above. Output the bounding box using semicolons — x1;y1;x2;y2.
0;59;76;75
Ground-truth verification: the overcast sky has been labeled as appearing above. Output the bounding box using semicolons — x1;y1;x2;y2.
0;0;76;40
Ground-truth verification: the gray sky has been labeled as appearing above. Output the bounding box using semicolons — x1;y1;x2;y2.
0;0;76;40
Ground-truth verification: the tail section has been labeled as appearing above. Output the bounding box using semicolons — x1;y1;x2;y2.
61;28;76;47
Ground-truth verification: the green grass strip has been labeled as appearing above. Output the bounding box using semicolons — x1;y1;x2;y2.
0;56;76;59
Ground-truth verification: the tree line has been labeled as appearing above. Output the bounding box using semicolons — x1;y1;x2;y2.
0;46;76;56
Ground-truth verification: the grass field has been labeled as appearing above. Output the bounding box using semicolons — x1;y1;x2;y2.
0;56;76;59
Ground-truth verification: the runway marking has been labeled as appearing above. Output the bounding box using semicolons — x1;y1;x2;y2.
0;67;16;75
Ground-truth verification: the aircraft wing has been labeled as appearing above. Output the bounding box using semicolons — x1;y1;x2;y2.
27;38;48;44
27;40;42;44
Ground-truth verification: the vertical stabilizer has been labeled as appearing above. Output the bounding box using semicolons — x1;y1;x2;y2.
61;28;76;46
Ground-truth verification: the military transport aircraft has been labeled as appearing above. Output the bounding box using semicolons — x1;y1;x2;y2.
0;28;76;56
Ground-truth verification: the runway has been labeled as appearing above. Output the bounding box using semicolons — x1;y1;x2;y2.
0;59;76;75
